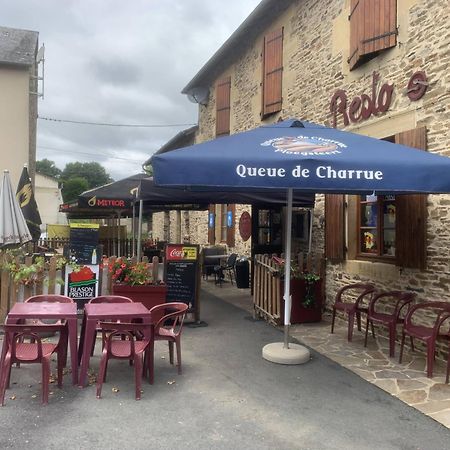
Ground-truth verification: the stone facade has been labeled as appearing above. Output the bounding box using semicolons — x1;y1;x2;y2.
156;0;450;320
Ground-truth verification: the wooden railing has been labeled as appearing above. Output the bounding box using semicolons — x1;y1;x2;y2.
253;253;326;325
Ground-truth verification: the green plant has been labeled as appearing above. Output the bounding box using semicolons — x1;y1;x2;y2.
108;258;153;286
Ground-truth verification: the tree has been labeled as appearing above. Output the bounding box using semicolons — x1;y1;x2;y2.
36;159;62;179
61;162;112;190
62;177;89;203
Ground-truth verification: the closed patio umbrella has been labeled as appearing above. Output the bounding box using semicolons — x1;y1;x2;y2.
151;119;450;364
0;170;32;248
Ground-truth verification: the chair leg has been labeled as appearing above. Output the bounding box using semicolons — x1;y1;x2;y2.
169;341;174;365
356;312;362;332
96;353;108;399
90;330;97;356
426;341;436;378
446;344;450;384
134;355;142;400
57;350;64;388
42;358;51;405
331;308;336;334
364;317;370;347
399;332;406;363
389;324;396;358
147;341;154;385
176;338;182;375
0;354;11;406
347;312;355;342
410;337;415;352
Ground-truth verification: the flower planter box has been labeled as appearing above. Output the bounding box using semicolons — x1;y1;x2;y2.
112;284;168;310
282;279;323;324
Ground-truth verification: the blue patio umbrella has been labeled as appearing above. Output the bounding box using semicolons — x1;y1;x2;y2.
151;119;450;360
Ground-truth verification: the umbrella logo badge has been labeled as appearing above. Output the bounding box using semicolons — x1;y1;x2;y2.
261;136;343;155
88;196;97;206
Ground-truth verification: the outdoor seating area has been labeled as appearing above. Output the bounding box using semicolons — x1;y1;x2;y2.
0;295;189;405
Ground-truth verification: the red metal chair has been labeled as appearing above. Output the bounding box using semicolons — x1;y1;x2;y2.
147;302;189;383
331;283;376;341
88;296;133;356
24;294;74;367
0;324;65;405
399;301;450;381
95;322;151;400
364;291;416;357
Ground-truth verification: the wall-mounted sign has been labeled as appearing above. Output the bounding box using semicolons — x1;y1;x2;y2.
407;71;428;101
208;212;215;228
227;211;233;227
239;211;252;242
330;71;394;127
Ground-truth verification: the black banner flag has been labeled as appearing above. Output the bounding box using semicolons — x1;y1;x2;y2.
16;166;42;242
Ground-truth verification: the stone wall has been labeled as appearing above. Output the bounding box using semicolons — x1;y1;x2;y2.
156;0;450;320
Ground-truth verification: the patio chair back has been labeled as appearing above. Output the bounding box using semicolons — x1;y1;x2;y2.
89;295;133;304
0;324;65;405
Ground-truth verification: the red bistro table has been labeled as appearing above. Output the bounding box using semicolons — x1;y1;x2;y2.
78;302;153;387
2;302;79;385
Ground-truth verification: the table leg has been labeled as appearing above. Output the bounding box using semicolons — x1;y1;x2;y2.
67;318;78;385
78;318;96;387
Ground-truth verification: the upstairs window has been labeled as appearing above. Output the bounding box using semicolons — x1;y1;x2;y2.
216;76;231;137
262;27;283;118
349;0;397;70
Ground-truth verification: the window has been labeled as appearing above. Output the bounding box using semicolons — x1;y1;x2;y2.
325;127;427;270
216;76;231;136
217;204;235;246
262;27;283;118
358;194;396;257
349;0;397;70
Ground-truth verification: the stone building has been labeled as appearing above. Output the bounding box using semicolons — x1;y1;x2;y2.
0;26;40;185
152;0;450;309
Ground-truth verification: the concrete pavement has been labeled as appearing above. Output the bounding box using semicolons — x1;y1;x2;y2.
0;288;449;449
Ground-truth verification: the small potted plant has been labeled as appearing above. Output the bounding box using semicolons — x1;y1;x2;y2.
274;257;323;324
109;257;167;310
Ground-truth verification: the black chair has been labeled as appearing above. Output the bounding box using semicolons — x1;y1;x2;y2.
214;253;238;286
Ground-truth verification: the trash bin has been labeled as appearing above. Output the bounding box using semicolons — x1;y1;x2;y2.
235;258;250;289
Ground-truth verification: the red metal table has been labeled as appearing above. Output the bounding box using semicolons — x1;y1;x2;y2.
78;302;153;387
2;302;79;385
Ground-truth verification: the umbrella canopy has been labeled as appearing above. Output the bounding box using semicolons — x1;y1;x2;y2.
0;170;32;248
152;119;450;194
151;118;450;352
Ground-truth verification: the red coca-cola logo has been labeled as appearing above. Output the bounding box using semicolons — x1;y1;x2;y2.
166;245;185;260
170;249;183;258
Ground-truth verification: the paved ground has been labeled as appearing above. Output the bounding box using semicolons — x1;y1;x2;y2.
1;288;449;449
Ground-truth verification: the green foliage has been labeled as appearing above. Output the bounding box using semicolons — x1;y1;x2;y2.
108;258;153;286
61;162;113;190
36;158;62;179
62;177;89;202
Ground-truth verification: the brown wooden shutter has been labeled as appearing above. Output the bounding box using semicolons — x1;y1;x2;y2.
208;204;216;244
226;204;235;247
216;76;231;137
325;194;345;260
395;127;427;270
349;0;397;70
262;27;283;117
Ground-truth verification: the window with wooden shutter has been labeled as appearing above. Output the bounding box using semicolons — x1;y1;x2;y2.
216;76;231;137
208;204;216;244
395;127;427;270
349;0;398;70
262;27;283;118
325;194;345;261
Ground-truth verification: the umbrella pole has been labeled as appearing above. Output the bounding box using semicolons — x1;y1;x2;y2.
283;188;293;349
308;207;313;253
137;200;143;261
117;211;121;257
132;202;136;257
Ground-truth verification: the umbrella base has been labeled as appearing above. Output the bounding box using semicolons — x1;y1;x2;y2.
262;342;310;365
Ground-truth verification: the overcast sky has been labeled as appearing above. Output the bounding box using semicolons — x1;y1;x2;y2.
1;0;261;180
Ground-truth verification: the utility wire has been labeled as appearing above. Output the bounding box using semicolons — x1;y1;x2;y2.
37;145;146;162
38;115;196;128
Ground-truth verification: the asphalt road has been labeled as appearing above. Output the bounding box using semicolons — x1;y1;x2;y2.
0;289;449;449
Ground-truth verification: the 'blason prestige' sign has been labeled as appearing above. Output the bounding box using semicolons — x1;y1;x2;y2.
330;72;394;128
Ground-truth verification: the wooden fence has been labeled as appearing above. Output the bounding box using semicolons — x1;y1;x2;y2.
253;252;326;325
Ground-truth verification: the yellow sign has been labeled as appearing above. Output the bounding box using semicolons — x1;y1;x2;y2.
183;247;197;260
70;223;100;229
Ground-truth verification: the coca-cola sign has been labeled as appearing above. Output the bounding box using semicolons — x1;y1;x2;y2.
165;244;198;261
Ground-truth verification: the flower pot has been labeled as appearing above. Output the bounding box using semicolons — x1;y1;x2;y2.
282;279;322;324
112;284;168;310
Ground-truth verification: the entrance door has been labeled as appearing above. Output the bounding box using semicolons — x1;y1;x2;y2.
251;206;283;256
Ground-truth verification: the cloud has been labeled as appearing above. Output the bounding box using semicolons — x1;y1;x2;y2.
1;0;261;181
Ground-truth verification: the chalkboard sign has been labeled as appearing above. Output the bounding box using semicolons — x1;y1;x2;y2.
69;224;99;264
164;244;199;320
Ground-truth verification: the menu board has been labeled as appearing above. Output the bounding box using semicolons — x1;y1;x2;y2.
164;244;199;315
69;223;100;264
